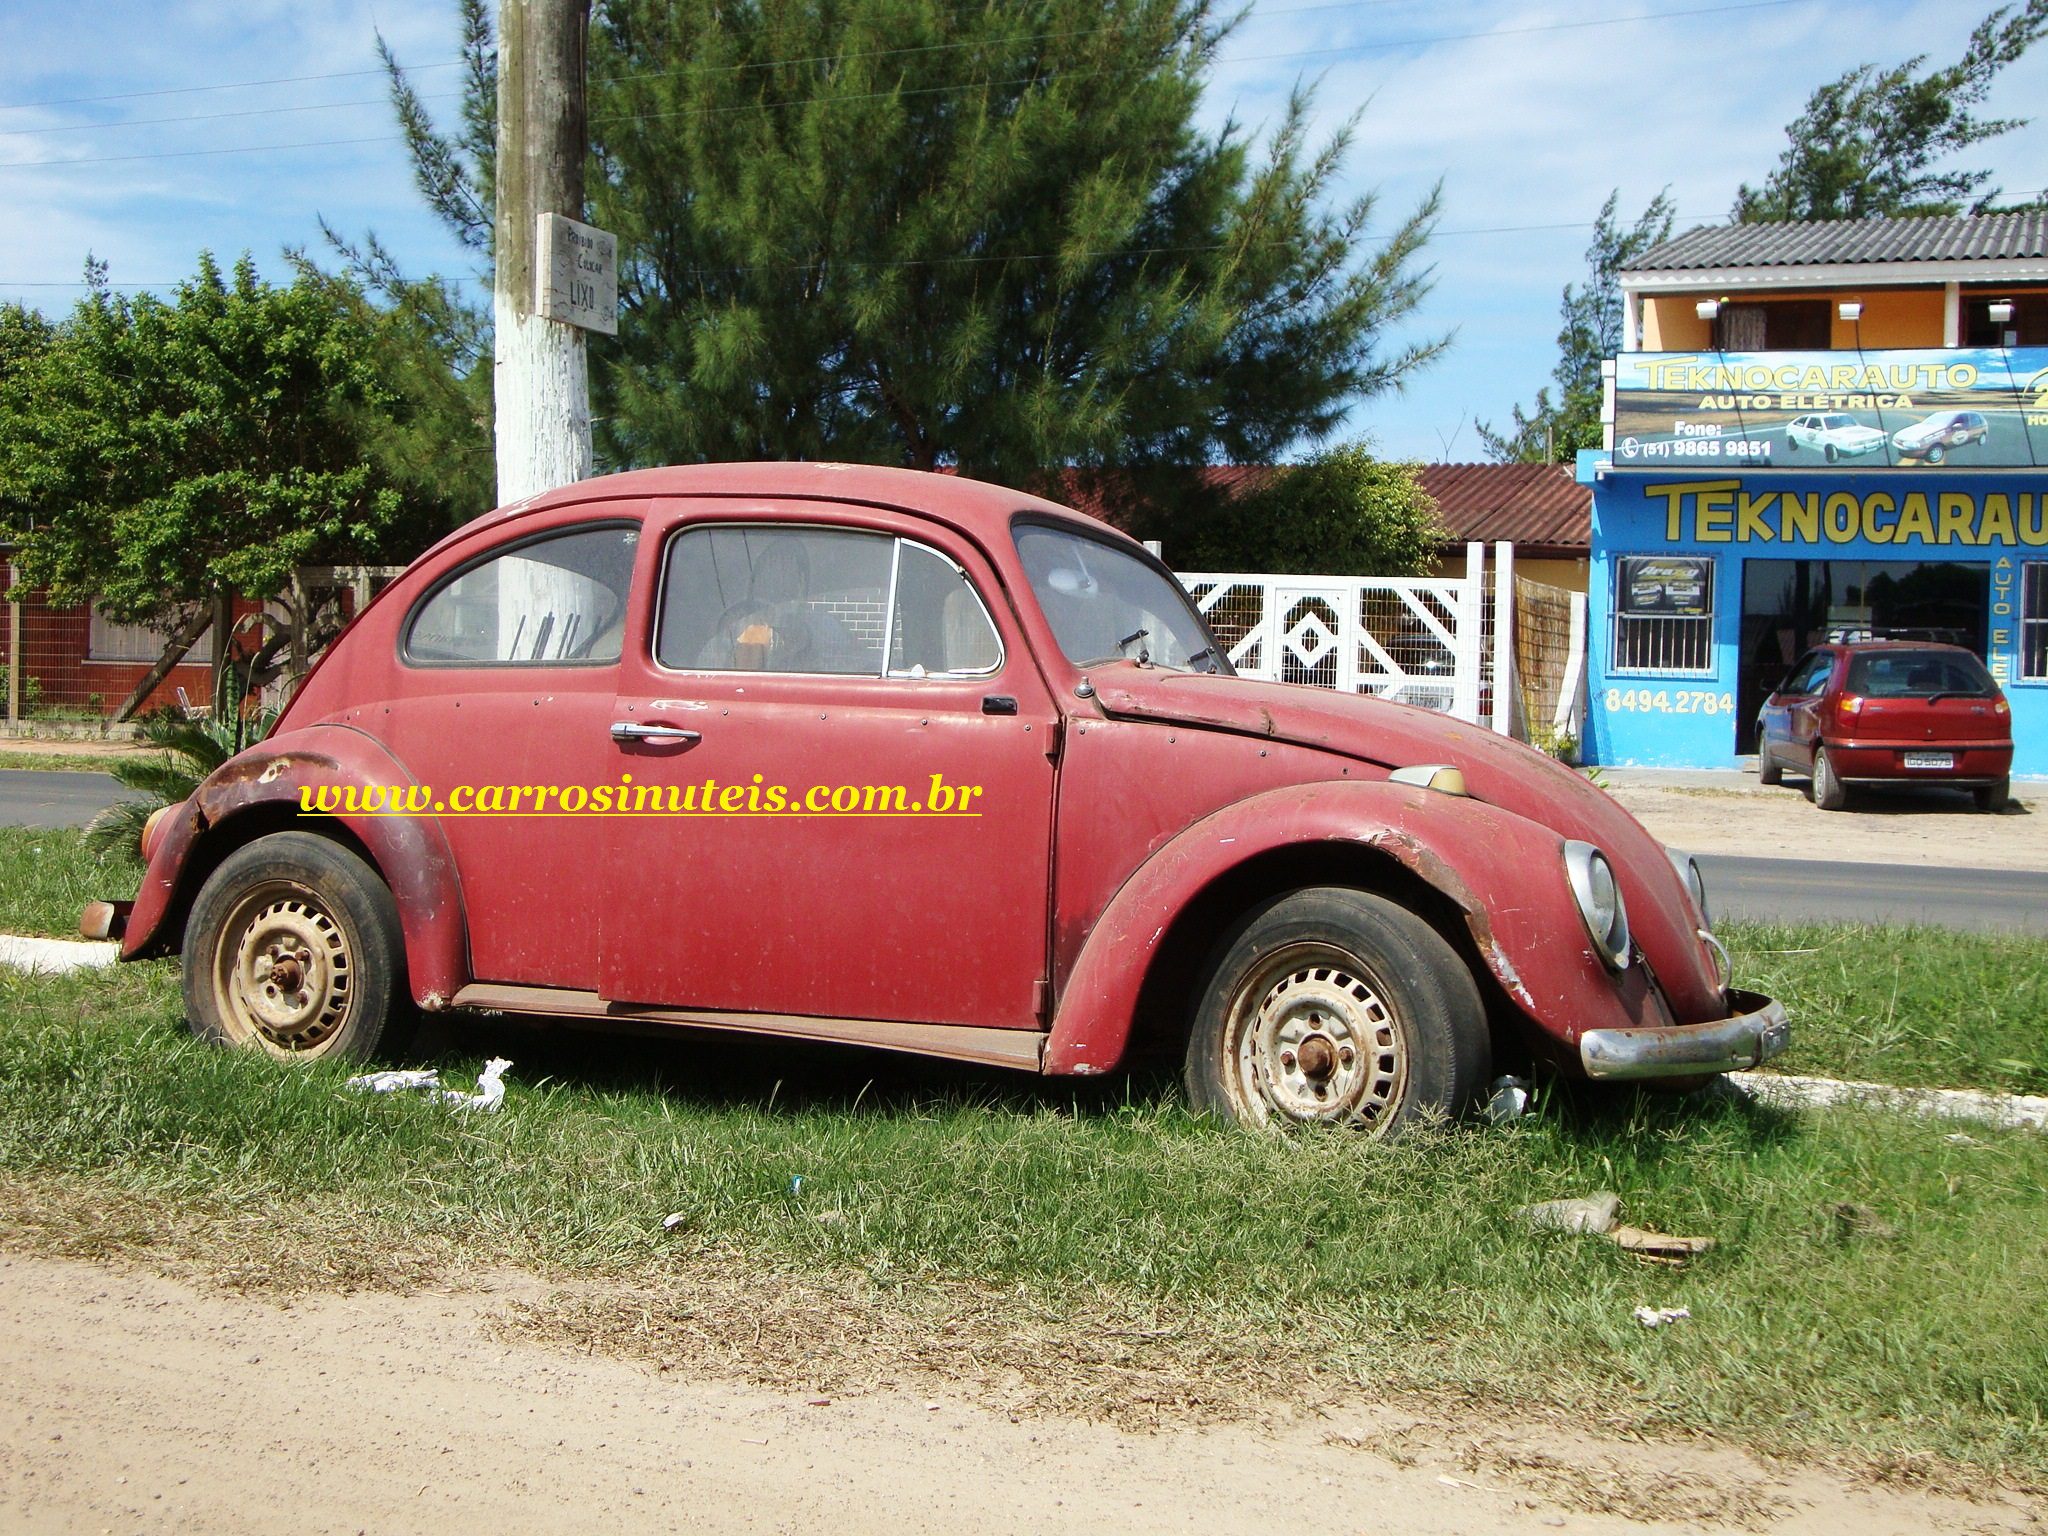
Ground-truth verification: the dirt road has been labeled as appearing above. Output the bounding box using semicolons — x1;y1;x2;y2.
0;1252;2035;1536
1604;777;2042;871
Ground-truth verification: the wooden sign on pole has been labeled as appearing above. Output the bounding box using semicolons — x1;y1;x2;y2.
536;212;618;335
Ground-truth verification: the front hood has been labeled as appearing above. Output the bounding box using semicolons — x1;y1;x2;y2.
1092;666;1701;942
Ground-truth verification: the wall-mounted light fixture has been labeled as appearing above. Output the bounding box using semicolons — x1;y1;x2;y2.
1837;301;1863;322
1988;300;2016;325
1695;298;1721;321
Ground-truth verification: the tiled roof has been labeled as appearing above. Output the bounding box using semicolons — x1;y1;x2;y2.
1624;211;2048;273
1045;461;1586;554
1413;462;1588;552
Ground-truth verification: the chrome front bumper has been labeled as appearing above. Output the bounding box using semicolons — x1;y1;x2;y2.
1579;989;1790;1081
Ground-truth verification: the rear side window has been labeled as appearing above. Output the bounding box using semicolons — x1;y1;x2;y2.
1846;651;1999;699
406;524;638;665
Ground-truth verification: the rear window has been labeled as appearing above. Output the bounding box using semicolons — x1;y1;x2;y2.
1845;650;1999;699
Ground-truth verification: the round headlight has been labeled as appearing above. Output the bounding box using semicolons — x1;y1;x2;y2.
1667;848;1710;929
1563;840;1631;970
141;803;175;863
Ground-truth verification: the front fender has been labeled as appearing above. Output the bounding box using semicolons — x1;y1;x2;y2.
1042;779;1659;1076
122;723;469;1008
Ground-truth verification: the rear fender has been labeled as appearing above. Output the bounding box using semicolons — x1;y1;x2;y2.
121;724;468;1008
1043;779;1643;1076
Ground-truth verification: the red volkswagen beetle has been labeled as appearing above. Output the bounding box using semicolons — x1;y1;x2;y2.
1757;641;2014;811
85;465;1784;1134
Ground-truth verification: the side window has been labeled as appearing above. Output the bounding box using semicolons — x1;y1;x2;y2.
406;524;638;665
658;526;892;674
657;525;1002;677
1788;653;1831;694
889;542;1001;676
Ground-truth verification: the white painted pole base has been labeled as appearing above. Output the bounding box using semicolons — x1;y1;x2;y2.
494;294;593;507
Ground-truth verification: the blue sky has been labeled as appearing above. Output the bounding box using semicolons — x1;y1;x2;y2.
2;0;2043;463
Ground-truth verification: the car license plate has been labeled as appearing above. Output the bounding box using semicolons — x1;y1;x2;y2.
1902;751;1954;769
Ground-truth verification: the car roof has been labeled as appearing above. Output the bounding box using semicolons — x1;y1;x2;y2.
421;462;1121;564
1825;640;1981;655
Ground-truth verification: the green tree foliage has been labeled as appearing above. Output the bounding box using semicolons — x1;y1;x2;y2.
1734;0;2048;221
1167;445;1442;577
386;0;1444;486
0;254;480;633
1479;190;1673;464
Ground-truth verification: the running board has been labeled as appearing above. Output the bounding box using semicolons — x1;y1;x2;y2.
448;983;1048;1072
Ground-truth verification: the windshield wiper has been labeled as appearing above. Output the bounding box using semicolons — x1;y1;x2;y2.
1185;645;1219;673
1116;627;1151;664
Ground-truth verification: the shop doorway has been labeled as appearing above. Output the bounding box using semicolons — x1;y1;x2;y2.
1736;558;1990;752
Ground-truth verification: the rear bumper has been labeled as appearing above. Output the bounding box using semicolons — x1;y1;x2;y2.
1826;739;2013;782
1579;988;1790;1081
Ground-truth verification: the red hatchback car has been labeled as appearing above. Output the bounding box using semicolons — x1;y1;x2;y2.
84;464;1786;1134
1756;641;2014;811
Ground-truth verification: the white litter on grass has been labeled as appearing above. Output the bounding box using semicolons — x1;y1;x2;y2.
1484;1075;1532;1123
1730;1072;2048;1133
1634;1305;1691;1329
0;934;118;975
346;1057;512;1113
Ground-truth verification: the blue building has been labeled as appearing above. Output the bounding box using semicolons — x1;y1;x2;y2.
1582;212;2048;778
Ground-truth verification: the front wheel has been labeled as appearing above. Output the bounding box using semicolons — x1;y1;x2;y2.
1824;444;1839;463
1758;739;1783;785
1925;444;1946;465
182;832;412;1063
1184;888;1491;1136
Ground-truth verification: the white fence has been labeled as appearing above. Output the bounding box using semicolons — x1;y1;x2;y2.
1176;542;1586;742
1178;543;1488;723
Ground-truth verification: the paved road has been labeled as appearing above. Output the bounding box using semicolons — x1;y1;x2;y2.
0;768;133;830
2;769;2039;934
1698;853;2048;934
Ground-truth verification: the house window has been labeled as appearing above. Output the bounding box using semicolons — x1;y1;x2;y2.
1964;297;2047;349
87;606;213;665
1611;555;1715;676
1715;299;1831;351
2024;563;2048;681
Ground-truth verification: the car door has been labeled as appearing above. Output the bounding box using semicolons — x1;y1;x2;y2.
1781;651;1835;768
598;504;1060;1029
376;509;645;990
1761;650;1821;769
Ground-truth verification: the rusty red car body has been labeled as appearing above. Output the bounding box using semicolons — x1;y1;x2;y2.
98;463;1786;1127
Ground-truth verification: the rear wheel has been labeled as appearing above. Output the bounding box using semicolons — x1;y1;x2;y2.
1184;887;1490;1137
182;832;412;1064
1812;747;1848;812
1975;778;2010;813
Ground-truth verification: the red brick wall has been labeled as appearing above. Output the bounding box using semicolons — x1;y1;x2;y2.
5;589;247;719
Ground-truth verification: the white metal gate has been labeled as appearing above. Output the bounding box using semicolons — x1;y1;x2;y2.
1178;543;1487;723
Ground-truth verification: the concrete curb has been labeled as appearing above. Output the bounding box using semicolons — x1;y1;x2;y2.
1730;1071;2048;1132
0;934;120;975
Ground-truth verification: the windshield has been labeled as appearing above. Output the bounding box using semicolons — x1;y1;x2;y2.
1846;650;1999;699
1014;523;1227;673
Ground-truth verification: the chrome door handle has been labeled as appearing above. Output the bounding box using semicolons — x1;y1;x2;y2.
610;722;701;744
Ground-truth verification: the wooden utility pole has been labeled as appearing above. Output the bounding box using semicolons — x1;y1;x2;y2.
494;0;594;504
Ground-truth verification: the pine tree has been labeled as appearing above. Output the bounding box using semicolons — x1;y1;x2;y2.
1734;0;2048;221
1479;190;1673;465
384;0;1444;486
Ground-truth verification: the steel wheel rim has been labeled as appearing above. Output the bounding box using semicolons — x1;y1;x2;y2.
211;879;353;1057
1224;941;1407;1128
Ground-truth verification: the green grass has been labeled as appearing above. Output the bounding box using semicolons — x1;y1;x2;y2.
0;827;141;939
1;959;2045;1484
0;751;138;774
1725;921;2048;1095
